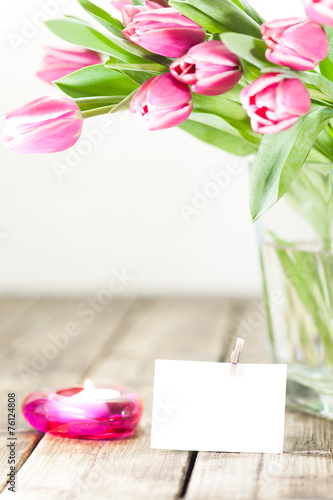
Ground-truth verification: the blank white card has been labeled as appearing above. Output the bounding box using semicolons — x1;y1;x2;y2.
151;360;287;454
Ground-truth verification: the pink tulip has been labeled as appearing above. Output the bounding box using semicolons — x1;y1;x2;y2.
122;1;206;58
111;0;167;9
304;0;333;26
261;18;328;70
111;0;132;11
1;96;83;153
37;47;102;84
130;73;193;130
170;41;242;96
240;73;311;134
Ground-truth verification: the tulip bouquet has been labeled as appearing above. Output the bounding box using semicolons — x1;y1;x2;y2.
2;0;333;224
5;0;333;412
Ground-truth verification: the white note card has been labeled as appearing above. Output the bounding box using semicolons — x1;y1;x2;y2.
151;360;287;454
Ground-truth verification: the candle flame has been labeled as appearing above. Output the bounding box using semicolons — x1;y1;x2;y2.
84;379;94;396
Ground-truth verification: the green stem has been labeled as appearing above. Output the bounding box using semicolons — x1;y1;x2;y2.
81;90;137;119
81;105;115;118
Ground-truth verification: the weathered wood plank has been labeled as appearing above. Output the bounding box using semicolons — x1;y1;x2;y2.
0;298;133;429
0;298;133;494
0;431;42;493
0;299;38;341
0;298;247;500
6;298;331;500
186;300;333;500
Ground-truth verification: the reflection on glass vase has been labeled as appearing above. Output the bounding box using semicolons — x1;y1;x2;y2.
258;163;333;419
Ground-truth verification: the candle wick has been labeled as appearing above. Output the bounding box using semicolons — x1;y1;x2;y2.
84;379;95;398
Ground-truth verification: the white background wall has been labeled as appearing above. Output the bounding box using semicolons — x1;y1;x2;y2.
0;0;304;296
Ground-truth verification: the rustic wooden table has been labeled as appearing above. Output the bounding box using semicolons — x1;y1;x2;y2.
0;298;332;500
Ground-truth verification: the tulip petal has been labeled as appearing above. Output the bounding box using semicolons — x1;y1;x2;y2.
133;7;204;28
130;73;192;131
170;58;197;85
192;70;242;96
5;96;81;127
283;22;328;61
43;47;102;65
254;84;279;110
37;47;102;85
132;27;205;58
1;96;83;154
249;107;277;126
304;1;333;26
261;17;327;71
111;0;132;12
130;77;156;115
148;73;192;109
4;118;83;153
265;48;316;71
147;102;193;130
122;5;144;25
37;66;83;83
254;116;299;134
240;73;282;107
241;73;309;135
122;2;206;58
261;17;303;30
277;79;311;116
187;40;240;66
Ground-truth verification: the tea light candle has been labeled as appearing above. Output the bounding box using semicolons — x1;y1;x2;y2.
71;380;121;401
22;380;143;440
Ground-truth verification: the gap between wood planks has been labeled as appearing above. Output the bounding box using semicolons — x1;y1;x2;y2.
0;297;244;500
178;331;238;498
0;297;135;494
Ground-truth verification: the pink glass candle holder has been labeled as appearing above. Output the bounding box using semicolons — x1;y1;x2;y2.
22;381;143;440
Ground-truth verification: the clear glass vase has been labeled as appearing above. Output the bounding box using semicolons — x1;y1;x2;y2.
258;163;333;419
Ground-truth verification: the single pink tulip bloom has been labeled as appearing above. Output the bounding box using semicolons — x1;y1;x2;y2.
1;96;83;153
130;73;193;130
304;0;333;26
261;18;328;71
37;47;102;84
170;41;242;96
240;73;311;134
122;1;206;58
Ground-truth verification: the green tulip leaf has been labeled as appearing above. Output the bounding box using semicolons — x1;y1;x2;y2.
180;120;257;155
320;57;333;82
169;1;231;33
192;93;262;145
312;126;333;162
54;64;139;99
177;0;261;38
270;233;333;363
221;32;272;68
325;26;333;64
189;111;260;147
231;0;264;25
74;95;128;111
76;0;125;38
73;2;172;66
299;71;333;103
286;161;333;248
105;60;167;74
250;105;333;221
45;17;148;64
104;60;167;85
